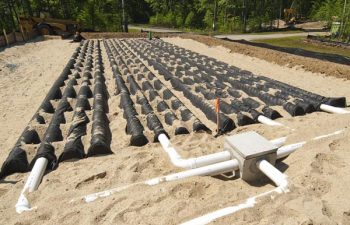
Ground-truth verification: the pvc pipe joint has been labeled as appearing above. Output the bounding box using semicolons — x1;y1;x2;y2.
158;133;288;170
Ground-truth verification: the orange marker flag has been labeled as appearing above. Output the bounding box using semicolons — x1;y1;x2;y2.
215;97;220;132
215;97;220;113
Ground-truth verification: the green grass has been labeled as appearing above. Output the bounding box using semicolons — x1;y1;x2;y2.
252;36;350;58
180;28;304;36
248;30;304;35
127;28;140;33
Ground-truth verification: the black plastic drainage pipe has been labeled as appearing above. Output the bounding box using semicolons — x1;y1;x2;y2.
0;43;86;179
128;40;282;121
58;81;92;162
151;39;347;110
110;43;168;141
129;46;235;133
115;40;209;133
28;40;93;169
138;40;302;117
112;40;190;136
28;77;77;171
87;41;112;156
104;41;149;147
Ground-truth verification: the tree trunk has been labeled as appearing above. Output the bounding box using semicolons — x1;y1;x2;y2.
23;0;33;16
212;0;218;31
243;0;248;32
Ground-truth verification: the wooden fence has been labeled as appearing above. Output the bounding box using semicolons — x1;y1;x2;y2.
0;29;39;47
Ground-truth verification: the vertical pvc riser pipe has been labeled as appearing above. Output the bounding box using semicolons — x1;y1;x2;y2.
15;157;48;213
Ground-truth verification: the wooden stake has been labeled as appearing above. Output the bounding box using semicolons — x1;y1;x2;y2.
19;24;26;42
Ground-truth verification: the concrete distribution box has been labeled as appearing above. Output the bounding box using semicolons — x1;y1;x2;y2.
224;131;278;182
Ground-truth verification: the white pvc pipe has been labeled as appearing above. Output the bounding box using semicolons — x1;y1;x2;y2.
276;129;344;159
157;128;341;171
15;157;48;214
79;159;239;203
257;115;283;126
181;161;289;225
159;133;232;169
270;136;287;148
320;104;350;114
145;159;239;185
158;133;287;169
75;129;344;204
190;151;232;168
256;160;289;190
276;142;306;159
158;133;187;167
180;187;285;225
312;129;344;140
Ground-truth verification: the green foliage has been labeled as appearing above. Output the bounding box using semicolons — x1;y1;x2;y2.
0;1;12;30
311;0;350;39
0;0;349;38
164;12;176;27
185;11;195;27
76;0;122;31
311;0;344;22
0;0;148;32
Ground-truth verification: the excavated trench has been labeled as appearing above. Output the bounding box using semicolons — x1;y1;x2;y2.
0;38;346;179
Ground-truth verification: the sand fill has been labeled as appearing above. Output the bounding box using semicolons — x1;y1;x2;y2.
0;38;350;225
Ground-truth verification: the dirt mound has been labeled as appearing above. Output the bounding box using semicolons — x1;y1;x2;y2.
230;39;350;65
295;21;327;29
182;34;350;80
81;32;178;39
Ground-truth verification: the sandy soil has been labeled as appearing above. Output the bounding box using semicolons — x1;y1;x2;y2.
0;38;350;225
83;33;350;79
129;25;182;33
294;21;327;30
183;34;350;80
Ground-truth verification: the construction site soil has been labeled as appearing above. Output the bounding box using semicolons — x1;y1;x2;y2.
0;35;350;225
82;33;350;80
226;39;350;66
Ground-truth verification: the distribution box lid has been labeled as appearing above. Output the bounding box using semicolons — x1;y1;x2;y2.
224;131;277;159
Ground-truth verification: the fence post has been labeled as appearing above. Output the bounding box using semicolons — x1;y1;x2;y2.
3;29;9;46
19;24;26;42
13;29;17;43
